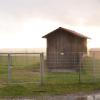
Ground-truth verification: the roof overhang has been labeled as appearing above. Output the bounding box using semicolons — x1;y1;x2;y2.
42;27;90;39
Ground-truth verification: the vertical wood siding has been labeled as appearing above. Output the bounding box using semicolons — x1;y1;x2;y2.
46;30;87;71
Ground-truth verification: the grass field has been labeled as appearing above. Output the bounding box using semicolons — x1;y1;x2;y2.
0;54;96;84
0;54;100;96
0;81;100;96
0;54;41;83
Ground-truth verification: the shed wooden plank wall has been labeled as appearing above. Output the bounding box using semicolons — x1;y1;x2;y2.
46;29;87;71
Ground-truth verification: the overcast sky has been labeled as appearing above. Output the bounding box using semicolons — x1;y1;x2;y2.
0;0;100;48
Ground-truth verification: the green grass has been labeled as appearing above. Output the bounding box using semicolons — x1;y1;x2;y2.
0;54;41;83
80;56;100;82
0;70;100;96
0;55;100;96
0;83;100;96
45;72;80;84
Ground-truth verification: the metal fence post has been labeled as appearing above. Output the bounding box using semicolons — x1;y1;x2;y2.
8;53;12;82
79;52;82;83
93;52;96;83
40;53;44;85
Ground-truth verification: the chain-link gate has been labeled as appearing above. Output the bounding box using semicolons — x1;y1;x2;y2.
0;53;44;84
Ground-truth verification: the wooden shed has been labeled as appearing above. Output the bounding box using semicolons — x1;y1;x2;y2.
42;27;88;71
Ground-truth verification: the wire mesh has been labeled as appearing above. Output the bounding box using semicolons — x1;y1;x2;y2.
0;53;43;84
0;51;100;85
45;51;100;84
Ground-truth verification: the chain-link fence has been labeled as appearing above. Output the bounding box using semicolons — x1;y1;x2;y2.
0;51;100;85
0;53;44;84
81;51;100;83
45;51;100;84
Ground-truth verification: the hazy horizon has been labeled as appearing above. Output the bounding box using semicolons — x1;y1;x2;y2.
0;47;99;53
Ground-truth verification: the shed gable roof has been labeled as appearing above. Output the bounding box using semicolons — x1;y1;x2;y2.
42;27;89;39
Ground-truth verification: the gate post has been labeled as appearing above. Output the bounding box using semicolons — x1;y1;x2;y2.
93;52;96;83
8;53;12;82
40;53;44;85
79;52;81;83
